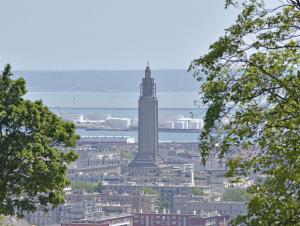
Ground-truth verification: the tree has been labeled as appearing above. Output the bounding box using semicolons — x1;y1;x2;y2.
223;188;252;202
0;65;79;217
71;182;98;193
158;201;170;212
95;182;103;193
141;187;158;195
191;187;205;196
190;0;300;225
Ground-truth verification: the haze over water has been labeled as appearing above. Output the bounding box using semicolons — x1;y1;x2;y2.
22;70;204;142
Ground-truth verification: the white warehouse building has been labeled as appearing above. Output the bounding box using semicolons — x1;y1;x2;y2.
174;118;204;130
174;121;186;129
105;117;131;129
189;119;204;130
164;121;175;129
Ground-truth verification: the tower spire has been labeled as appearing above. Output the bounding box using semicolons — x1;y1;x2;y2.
145;61;151;78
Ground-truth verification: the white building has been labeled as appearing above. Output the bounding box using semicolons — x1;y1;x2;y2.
174;121;186;129
181;163;194;173
80;136;135;144
59;202;104;223
188;119;204;129
176;118;190;129
105;117;131;129
25;207;59;226
173;197;247;219
163;121;175;129
176;117;204;130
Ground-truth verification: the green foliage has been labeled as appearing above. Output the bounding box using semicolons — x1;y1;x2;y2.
191;187;205;196
120;150;134;160
0;215;4;225
0;65;79;217
71;182;98;192
141;187;158;195
223;188;252;202
95;182;103;193
190;1;300;225
158;201;170;212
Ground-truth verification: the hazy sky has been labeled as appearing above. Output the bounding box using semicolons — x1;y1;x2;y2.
0;0;238;70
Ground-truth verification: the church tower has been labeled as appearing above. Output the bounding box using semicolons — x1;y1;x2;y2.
128;63;159;169
138;63;158;161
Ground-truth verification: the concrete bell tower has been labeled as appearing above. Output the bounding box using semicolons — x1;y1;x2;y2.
129;63;159;168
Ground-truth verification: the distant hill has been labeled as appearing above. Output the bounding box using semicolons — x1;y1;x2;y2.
14;70;200;92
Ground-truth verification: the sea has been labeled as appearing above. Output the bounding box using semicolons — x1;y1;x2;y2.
25;92;205;142
20;69;206;142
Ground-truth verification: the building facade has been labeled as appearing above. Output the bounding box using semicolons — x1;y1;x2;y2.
132;213;229;226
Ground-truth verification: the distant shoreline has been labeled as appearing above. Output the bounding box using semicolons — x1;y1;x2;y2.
17;70;201;93
83;127;201;133
14;69;188;72
49;107;204;111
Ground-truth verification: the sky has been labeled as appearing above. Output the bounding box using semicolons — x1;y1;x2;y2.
0;0;238;70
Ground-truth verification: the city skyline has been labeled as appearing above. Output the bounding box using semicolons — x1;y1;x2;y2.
1;0;299;225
